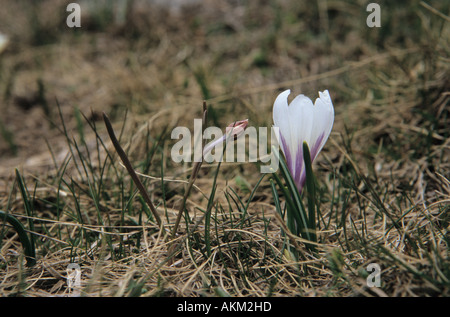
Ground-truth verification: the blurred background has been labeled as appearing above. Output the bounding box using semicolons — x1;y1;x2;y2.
0;0;447;174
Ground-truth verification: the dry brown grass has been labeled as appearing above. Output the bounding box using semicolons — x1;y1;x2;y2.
0;0;449;297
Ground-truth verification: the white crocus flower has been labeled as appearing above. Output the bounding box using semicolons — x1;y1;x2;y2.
273;89;334;193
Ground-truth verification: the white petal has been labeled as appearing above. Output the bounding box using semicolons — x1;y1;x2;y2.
288;93;314;147
285;94;314;178
273;90;292;154
273;90;291;130
309;90;334;160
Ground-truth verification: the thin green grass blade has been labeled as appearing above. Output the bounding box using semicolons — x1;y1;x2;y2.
204;153;224;257
302;142;317;243
243;173;267;215
0;211;36;267
270;179;283;218
55;98;83;178
14;169;36;263
74;106;86;146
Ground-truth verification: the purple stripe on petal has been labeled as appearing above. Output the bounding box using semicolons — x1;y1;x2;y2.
280;132;304;194
298;170;306;194
280;132;293;174
294;144;303;193
310;132;325;162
